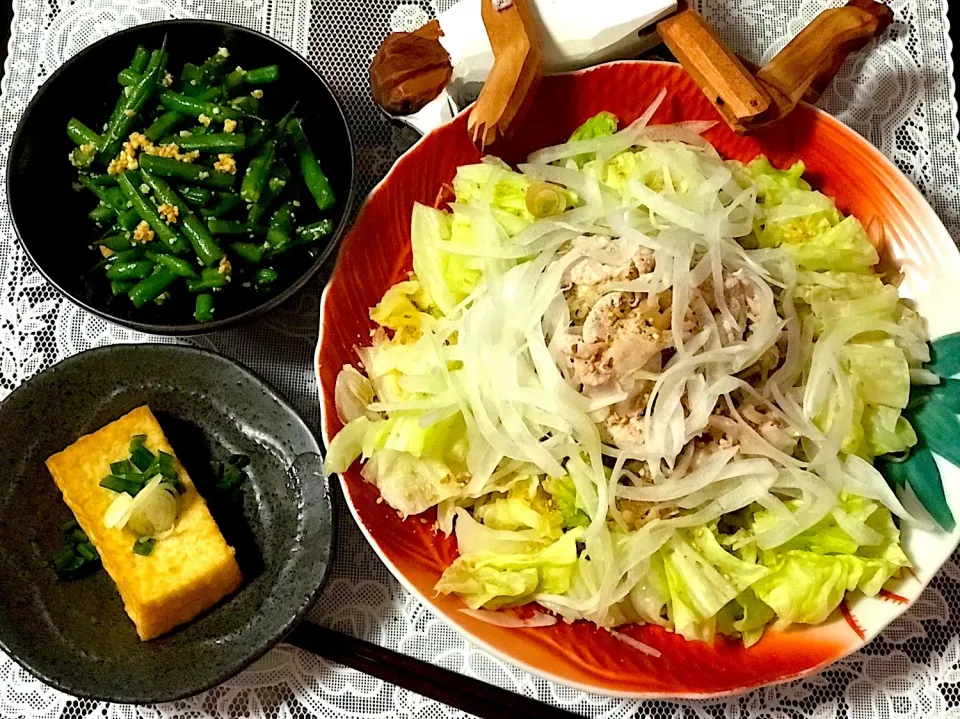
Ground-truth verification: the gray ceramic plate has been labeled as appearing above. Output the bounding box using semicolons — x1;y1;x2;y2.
0;344;335;703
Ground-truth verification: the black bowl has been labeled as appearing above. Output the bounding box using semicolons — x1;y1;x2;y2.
0;344;335;702
7;20;356;335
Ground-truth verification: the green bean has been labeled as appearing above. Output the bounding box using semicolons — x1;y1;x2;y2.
201;193;243;218
193;86;222;103
208;219;265;236
104;186;125;207
99;45;168;163
138;154;236;189
175;133;245;153
102;90;130;149
85;173;118;187
228;94;259;115
180;186;212;206
241;109;293;203
244;65;279;85
194;293;215;322
130;45;150;74
256;267;279;285
80;176;132;221
117;208;141;231
295;219;334;244
129;267;178;308
106;260;154;280
110;248;144;264
266;202;295;248
159;91;240;122
69;145;96;169
145;111;187;142
186;267;228;292
67;118;102;148
248;163;291;224
182;80;211;98
288;118;335;210
197;48;232;83
181;62;202;83
223;68;246;94
141;169;224;266
149;252;199;277
97;234;134;252
111;280;135;296
230;242;265;263
89;204;115;223
116;173;190;254
118;68;141;86
244;120;269;149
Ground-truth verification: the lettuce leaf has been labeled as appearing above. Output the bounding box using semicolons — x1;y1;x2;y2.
746;157;812;204
746;495;909;626
543;475;591;529
862;405;917;457
626;552;671;627
814;340;912;457
452;161;536;236
777;216;879;272
660;527;771;642
474;482;564;541
361;448;460;517
569;111;619;142
410;202;479;316
435;509;584;609
369;278;434;337
323;416;373;474
567;111;618;167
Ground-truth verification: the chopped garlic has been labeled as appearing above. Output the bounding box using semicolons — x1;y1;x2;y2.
133;221;155;244
213;153;237;174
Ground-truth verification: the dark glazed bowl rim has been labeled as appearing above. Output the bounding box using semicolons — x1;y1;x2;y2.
0;343;336;703
7;19;357;336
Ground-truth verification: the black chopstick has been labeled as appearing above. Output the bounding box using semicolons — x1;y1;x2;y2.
286;621;585;719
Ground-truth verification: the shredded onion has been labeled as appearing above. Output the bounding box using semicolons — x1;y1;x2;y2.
611;631;662;657
459;608;558;628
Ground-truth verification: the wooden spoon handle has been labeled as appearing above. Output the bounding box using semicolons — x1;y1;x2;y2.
757;0;893;108
658;9;771;134
659;1;891;134
468;0;544;148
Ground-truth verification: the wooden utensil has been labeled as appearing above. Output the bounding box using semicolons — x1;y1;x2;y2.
659;0;893;134
467;0;544;148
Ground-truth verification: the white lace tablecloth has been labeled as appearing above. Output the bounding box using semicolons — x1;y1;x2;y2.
1;0;960;717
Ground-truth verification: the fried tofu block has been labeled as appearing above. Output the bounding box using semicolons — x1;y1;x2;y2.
46;406;242;640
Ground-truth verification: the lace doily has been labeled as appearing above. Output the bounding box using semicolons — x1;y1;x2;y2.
1;0;960;717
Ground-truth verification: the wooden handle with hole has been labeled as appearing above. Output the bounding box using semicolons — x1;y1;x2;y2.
659;1;892;134
658;9;771;134
756;0;893;112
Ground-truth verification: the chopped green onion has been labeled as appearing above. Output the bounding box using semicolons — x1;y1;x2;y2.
110;459;136;476
214;453;251;491
76;542;99;561
59;518;79;534
52;546;76;571
99;475;142;495
129;434;147;452
133;538;155;556
130;444;155;471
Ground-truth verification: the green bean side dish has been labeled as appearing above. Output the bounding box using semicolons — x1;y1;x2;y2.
66;42;336;323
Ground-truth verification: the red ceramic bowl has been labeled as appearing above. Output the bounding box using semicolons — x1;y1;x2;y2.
315;62;960;697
